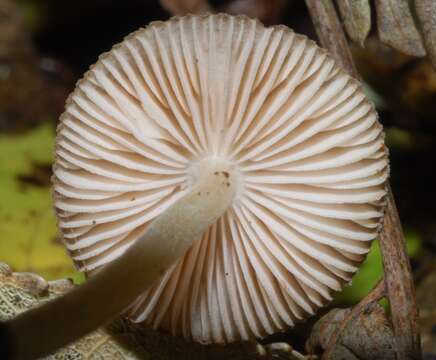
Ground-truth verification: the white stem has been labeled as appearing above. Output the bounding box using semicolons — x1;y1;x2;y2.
6;160;236;360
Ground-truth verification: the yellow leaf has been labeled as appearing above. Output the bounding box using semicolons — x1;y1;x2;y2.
0;124;83;283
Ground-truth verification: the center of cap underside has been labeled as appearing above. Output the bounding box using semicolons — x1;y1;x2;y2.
187;157;243;201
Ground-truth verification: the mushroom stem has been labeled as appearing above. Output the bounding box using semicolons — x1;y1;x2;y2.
4;159;237;360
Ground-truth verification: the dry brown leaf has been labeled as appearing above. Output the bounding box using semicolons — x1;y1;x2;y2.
0;263;147;359
0;263;309;359
415;0;436;69
306;304;395;360
375;0;426;57
336;0;371;46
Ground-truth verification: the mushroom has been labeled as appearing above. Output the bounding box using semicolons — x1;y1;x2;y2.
3;13;388;359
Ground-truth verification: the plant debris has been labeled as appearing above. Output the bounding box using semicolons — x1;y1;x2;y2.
17;163;52;189
336;0;371;46
415;0;436;69
0;262;311;359
375;0;426;57
307;303;395;360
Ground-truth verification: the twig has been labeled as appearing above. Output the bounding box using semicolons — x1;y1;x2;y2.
379;184;422;359
305;1;422;359
304;0;357;76
321;280;385;359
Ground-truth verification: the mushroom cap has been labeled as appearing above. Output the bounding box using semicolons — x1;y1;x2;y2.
53;14;388;344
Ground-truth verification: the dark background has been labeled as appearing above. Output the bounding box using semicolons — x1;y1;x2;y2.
1;0;436;354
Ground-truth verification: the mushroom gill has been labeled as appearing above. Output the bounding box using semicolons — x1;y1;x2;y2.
53;13;388;344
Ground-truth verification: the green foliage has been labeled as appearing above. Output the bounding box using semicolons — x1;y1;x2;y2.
0;124;83;283
335;229;422;305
